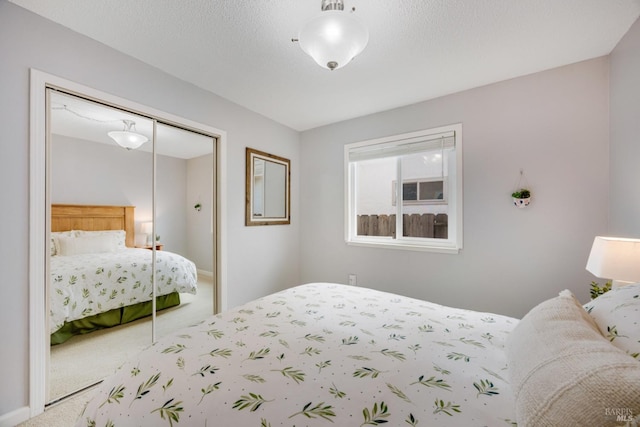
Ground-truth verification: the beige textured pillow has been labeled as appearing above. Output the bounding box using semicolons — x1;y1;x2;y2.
507;290;640;427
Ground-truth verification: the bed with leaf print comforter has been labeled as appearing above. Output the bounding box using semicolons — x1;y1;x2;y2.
77;282;518;426
51;248;198;337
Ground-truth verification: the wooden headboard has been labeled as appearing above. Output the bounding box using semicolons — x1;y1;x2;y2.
51;204;136;248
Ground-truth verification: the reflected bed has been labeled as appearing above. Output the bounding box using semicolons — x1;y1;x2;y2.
50;204;197;344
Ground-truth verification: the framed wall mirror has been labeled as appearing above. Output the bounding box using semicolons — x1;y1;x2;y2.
246;147;290;226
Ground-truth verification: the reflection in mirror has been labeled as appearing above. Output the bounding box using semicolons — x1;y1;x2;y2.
253;158;266;217
48;90;154;403
246;148;290;226
252;158;286;218
154;123;215;340
47;90;216;403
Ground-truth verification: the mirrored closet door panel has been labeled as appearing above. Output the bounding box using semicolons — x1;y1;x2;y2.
48;90;156;403
153;123;216;340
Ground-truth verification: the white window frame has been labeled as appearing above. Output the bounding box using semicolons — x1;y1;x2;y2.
344;123;463;254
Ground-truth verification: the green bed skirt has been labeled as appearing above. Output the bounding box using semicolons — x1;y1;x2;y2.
50;292;181;345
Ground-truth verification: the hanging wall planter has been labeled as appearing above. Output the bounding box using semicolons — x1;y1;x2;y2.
511;169;532;208
511;189;531;208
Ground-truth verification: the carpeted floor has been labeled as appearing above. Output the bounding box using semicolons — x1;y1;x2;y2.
48;276;214;402
18;387;97;427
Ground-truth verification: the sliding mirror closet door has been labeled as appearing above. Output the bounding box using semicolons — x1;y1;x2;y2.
153;124;216;340
47;90;156;403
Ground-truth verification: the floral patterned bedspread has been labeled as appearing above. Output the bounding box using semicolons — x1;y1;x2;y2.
78;283;518;426
51;248;197;334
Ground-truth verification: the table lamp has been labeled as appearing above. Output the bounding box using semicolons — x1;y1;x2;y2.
586;236;640;287
141;222;153;246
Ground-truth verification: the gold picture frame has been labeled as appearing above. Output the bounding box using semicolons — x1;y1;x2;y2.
245;147;291;226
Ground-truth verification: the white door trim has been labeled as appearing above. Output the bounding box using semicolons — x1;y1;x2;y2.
28;69;228;417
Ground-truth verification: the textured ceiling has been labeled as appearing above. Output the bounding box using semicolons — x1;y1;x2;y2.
9;0;640;131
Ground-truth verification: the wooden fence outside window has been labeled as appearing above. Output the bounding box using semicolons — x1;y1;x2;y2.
357;213;448;239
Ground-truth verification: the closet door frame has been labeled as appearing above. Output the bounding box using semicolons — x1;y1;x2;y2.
28;69;228;417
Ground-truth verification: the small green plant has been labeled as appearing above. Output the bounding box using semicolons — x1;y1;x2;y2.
511;188;531;198
194;203;202;211
590;280;612;300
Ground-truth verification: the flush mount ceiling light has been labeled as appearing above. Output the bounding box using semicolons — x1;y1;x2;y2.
293;0;369;71
107;119;148;150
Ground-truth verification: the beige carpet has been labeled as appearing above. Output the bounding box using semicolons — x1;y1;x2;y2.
48;276;214;401
18;387;97;427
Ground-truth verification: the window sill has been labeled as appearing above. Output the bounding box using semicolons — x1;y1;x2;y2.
346;238;461;254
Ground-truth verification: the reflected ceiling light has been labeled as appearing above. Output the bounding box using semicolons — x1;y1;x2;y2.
107;120;148;150
293;0;368;71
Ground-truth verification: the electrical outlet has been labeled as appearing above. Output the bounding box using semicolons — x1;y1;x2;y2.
348;274;357;286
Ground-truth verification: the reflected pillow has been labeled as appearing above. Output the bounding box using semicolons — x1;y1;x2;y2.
583;283;640;360
51;230;79;256
57;234;119;256
77;230;126;251
507;289;640;426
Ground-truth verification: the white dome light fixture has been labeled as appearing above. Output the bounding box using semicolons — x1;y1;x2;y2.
107;119;148;150
294;0;368;71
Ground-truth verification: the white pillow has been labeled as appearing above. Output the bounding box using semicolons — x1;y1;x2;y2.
51;231;79;256
77;230;126;251
507;290;640;427
56;234;119;256
583;283;640;360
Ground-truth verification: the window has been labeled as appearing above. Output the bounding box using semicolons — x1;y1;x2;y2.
345;124;462;253
392;177;447;206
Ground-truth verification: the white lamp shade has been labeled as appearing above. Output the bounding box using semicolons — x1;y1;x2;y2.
141;221;153;245
108;120;148;150
298;10;368;70
586;236;640;283
141;222;153;235
107;130;148;150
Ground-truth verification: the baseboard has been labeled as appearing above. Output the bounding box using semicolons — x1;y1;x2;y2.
197;269;214;279
0;406;30;427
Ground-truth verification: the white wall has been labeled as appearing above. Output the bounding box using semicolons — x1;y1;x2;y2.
51;136;153;212
51;135;191;254
155;153;188;256
187;153;215;272
0;1;300;420
300;57;610;319
610;17;640;237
